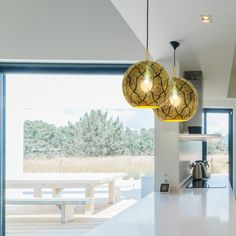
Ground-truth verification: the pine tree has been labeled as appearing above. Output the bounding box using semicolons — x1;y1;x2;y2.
24;110;154;158
24;120;58;158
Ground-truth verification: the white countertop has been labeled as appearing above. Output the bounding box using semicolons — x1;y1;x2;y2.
84;175;236;236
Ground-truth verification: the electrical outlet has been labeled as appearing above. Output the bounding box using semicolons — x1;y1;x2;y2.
163;172;169;183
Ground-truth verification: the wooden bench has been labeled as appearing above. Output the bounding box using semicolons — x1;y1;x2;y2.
7;173;125;204
6;198;94;224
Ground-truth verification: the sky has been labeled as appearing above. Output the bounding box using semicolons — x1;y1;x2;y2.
206;113;228;136
23;108;154;130
6;74;154;130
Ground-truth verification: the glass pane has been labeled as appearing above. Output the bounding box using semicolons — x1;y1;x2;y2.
206;113;228;174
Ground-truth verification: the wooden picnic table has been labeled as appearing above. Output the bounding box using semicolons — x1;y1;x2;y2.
6;173;125;203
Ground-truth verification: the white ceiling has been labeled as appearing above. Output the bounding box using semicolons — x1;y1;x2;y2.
111;0;236;100
0;0;145;61
0;0;236;100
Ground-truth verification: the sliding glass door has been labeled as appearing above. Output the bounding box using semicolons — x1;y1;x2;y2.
203;108;233;188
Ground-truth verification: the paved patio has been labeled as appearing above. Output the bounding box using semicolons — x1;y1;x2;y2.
6;180;142;236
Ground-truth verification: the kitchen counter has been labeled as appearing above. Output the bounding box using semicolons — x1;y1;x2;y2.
84;175;236;236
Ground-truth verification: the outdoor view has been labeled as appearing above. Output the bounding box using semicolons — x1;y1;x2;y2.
206;113;229;174
24;109;154;178
6;74;154;236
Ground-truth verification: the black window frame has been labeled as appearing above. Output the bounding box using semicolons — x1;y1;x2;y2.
203;108;233;189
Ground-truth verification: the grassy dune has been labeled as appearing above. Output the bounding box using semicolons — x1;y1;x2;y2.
24;156;154;178
24;154;228;178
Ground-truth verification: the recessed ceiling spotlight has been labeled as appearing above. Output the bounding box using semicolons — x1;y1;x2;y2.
201;15;212;23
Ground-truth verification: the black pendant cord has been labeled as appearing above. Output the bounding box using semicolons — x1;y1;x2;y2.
174;48;176;68
170;41;180;76
146;0;149;61
173;48;177;77
173;48;176;77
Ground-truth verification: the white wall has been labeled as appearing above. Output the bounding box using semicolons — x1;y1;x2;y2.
154;60;181;192
155;120;180;192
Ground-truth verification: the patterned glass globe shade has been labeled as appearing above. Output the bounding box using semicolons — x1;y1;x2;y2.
122;61;170;108
153;77;198;122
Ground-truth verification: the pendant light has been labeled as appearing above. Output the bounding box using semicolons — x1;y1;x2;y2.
122;0;170;108
153;41;198;122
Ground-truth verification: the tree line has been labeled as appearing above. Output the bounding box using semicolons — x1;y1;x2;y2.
24;110;154;158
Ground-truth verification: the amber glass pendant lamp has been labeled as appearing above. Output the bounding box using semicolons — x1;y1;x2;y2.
153;41;198;122
122;0;170;108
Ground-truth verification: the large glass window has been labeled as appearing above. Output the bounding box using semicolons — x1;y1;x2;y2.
6;73;154;235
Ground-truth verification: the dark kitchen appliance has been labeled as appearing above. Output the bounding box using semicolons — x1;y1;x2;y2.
186;176;227;189
188;126;202;134
186;179;227;188
187;179;209;188
192;160;210;180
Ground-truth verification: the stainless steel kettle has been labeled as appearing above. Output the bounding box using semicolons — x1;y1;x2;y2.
192;160;210;180
192;162;203;180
